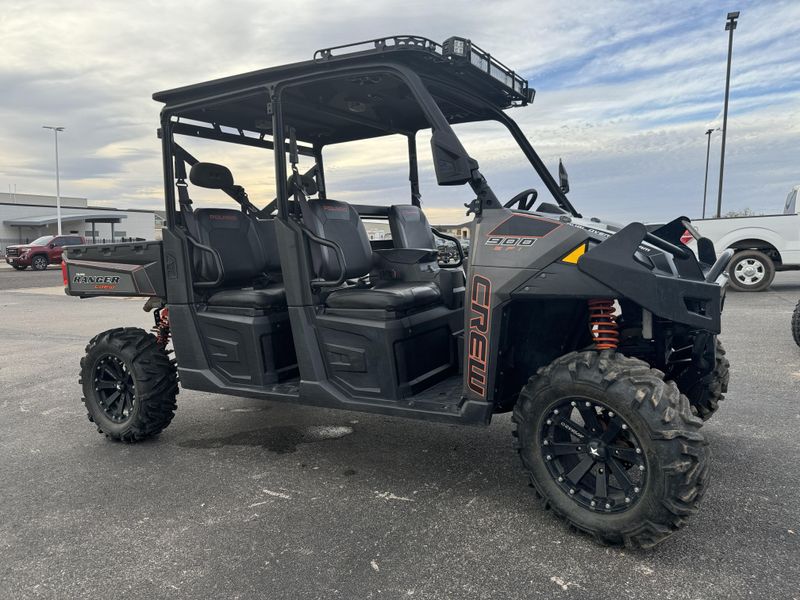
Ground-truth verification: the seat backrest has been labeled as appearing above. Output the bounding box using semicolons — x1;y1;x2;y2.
388;205;435;249
193;208;267;285
299;199;373;280
252;218;282;273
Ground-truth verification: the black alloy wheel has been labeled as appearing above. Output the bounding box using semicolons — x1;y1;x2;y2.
92;354;136;423
540;397;646;513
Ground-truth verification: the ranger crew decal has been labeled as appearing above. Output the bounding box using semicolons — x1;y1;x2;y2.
467;274;492;397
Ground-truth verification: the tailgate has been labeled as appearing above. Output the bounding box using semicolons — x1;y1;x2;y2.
64;241;166;298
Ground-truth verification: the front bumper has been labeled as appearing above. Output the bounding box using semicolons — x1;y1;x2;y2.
578;222;725;333
5;256;28;266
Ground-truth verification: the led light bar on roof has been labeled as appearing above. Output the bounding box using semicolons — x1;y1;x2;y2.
442;36;532;101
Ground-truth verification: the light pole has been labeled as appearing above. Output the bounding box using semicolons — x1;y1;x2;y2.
702;127;719;219
43;125;65;235
715;11;739;218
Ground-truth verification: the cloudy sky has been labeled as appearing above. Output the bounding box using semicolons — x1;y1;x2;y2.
2;0;798;224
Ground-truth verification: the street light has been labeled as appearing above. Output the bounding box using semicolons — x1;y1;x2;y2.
715;11;739;218
42;125;65;235
702;127;719;219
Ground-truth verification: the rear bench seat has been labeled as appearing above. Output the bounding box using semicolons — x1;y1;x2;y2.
192;208;285;309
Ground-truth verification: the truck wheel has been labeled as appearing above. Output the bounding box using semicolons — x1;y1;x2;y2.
80;327;178;442
31;255;48;271
680;339;729;421
512;350;709;548
792;301;800;348
11;264;28;270
728;250;774;292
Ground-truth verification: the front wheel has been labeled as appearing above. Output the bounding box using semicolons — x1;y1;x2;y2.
792;301;800;347
512;350;709;548
80;327;178;442
728;250;775;292
31;255;48;271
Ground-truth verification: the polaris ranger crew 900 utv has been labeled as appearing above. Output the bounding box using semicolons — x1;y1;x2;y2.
65;36;732;548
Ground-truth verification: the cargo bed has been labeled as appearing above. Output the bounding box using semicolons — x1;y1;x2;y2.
64;241;166;298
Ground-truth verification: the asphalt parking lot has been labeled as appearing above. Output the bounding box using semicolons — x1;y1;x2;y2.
1;264;799;600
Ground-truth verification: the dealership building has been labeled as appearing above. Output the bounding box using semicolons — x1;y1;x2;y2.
0;192;159;254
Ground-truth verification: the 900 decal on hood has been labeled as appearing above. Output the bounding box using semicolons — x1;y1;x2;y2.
485;214;562;249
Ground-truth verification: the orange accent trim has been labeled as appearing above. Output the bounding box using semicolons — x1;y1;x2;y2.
467;275;492;397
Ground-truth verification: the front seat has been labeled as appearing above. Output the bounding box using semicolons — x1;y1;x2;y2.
300;199;441;313
388;204;436;249
192;208;285;309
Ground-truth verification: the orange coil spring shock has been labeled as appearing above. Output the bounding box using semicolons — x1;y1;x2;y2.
588;299;619;350
153;307;171;349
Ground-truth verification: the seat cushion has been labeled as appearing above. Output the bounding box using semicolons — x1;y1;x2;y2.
207;285;286;309
326;282;441;312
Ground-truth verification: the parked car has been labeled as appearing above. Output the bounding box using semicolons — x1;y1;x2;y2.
5;234;86;271
684;185;800;291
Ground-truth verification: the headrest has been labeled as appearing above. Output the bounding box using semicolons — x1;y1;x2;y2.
288;172;318;197
190;162;234;189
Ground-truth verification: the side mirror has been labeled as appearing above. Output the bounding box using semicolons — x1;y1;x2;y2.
190;162;234;189
48;243;56;249
558;159;570;194
430;129;476;186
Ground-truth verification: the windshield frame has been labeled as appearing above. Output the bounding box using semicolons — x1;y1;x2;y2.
30;235;54;246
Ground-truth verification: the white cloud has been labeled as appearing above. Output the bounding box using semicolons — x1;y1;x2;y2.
0;0;798;224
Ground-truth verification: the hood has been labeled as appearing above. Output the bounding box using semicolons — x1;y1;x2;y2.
532;211;670;263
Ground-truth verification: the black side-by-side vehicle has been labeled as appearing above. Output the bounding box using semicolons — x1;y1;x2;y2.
65;36;732;547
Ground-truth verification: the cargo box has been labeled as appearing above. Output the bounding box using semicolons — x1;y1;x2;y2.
64;241;166;298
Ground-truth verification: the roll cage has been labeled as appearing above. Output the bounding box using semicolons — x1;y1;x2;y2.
154;35;579;224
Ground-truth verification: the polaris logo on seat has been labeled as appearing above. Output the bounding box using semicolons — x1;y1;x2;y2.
208;213;238;221
72;273;121;285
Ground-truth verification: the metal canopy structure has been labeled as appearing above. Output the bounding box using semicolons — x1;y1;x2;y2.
4;212;126;227
153;35;534;146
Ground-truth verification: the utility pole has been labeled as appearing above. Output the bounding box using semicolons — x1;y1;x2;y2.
716;11;739;218
43;125;65;235
702;128;718;219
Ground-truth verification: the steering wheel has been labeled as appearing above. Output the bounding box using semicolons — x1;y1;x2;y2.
504;188;538;211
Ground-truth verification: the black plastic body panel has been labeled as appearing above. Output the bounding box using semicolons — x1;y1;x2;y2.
578;222;723;333
64;241;166;298
195;308;298;385
314;303;462;401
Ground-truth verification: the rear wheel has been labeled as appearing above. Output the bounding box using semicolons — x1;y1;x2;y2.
792;301;800;348
678;339;729;420
31;255;48;271
80;327;178;442
728;250;774;292
513;350;709;548
663;337;729;421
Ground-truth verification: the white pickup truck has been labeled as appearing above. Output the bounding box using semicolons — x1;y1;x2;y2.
685;185;800;291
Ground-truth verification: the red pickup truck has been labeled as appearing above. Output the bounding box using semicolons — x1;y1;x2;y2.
5;235;86;271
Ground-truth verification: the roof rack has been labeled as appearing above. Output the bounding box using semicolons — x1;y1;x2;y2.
313;35;441;60
314;35;533;105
